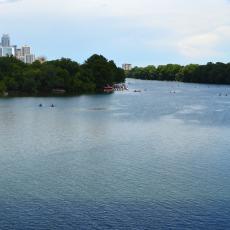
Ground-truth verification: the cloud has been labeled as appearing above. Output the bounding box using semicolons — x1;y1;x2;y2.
177;26;230;59
0;0;20;3
177;33;220;58
0;0;230;64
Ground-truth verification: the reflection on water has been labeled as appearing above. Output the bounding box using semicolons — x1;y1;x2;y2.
0;79;230;229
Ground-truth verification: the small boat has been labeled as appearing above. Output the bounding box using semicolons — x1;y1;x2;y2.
103;85;114;93
134;90;141;93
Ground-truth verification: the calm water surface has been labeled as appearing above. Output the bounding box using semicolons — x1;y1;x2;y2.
0;79;230;229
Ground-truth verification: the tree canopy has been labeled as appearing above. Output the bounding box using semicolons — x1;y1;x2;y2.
0;55;125;96
127;62;230;84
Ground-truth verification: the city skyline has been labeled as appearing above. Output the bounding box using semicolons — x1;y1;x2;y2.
0;34;35;64
0;0;230;66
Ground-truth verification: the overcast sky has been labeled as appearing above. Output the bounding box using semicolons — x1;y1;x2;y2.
0;0;230;66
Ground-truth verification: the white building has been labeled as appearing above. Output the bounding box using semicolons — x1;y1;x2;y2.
15;48;22;58
0;34;15;57
19;45;35;64
0;34;36;64
0;46;15;57
122;64;132;71
25;54;35;64
21;45;31;56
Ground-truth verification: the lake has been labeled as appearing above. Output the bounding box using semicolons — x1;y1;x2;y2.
0;79;230;229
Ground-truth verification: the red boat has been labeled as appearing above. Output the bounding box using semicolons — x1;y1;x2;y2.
103;85;114;93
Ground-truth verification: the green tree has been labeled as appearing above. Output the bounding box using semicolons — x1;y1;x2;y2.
0;81;6;95
84;54;124;89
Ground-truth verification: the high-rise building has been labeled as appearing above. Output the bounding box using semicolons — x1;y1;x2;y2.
25;54;35;64
15;48;22;58
21;45;31;56
1;34;10;47
1;47;15;57
0;34;15;57
0;34;36;64
122;64;132;71
12;45;17;56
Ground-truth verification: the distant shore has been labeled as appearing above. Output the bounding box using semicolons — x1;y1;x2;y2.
126;62;230;85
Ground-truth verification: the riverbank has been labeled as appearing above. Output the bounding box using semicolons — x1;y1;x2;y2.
0;54;125;97
127;62;230;85
0;90;113;98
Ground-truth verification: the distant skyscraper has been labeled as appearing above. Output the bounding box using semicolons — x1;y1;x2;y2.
25;54;35;64
0;34;36;64
122;64;132;71
21;45;31;56
1;34;10;47
1;47;15;56
15;48;22;58
12;45;17;56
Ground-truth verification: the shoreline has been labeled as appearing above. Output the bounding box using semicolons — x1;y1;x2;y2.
0;91;109;98
127;78;230;87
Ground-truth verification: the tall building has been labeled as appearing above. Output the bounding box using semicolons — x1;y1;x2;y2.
18;45;35;64
25;54;35;64
0;34;15;57
12;45;17;56
21;45;31;56
15;48;22;58
0;33;36;64
1;34;10;47
0;47;15;57
122;64;132;71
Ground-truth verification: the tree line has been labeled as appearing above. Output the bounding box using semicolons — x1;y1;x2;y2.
0;54;125;96
126;62;230;84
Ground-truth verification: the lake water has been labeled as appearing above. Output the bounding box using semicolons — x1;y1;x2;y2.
0;79;230;229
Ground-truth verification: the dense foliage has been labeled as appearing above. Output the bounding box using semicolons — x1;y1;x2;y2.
0;54;125;95
127;62;230;84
